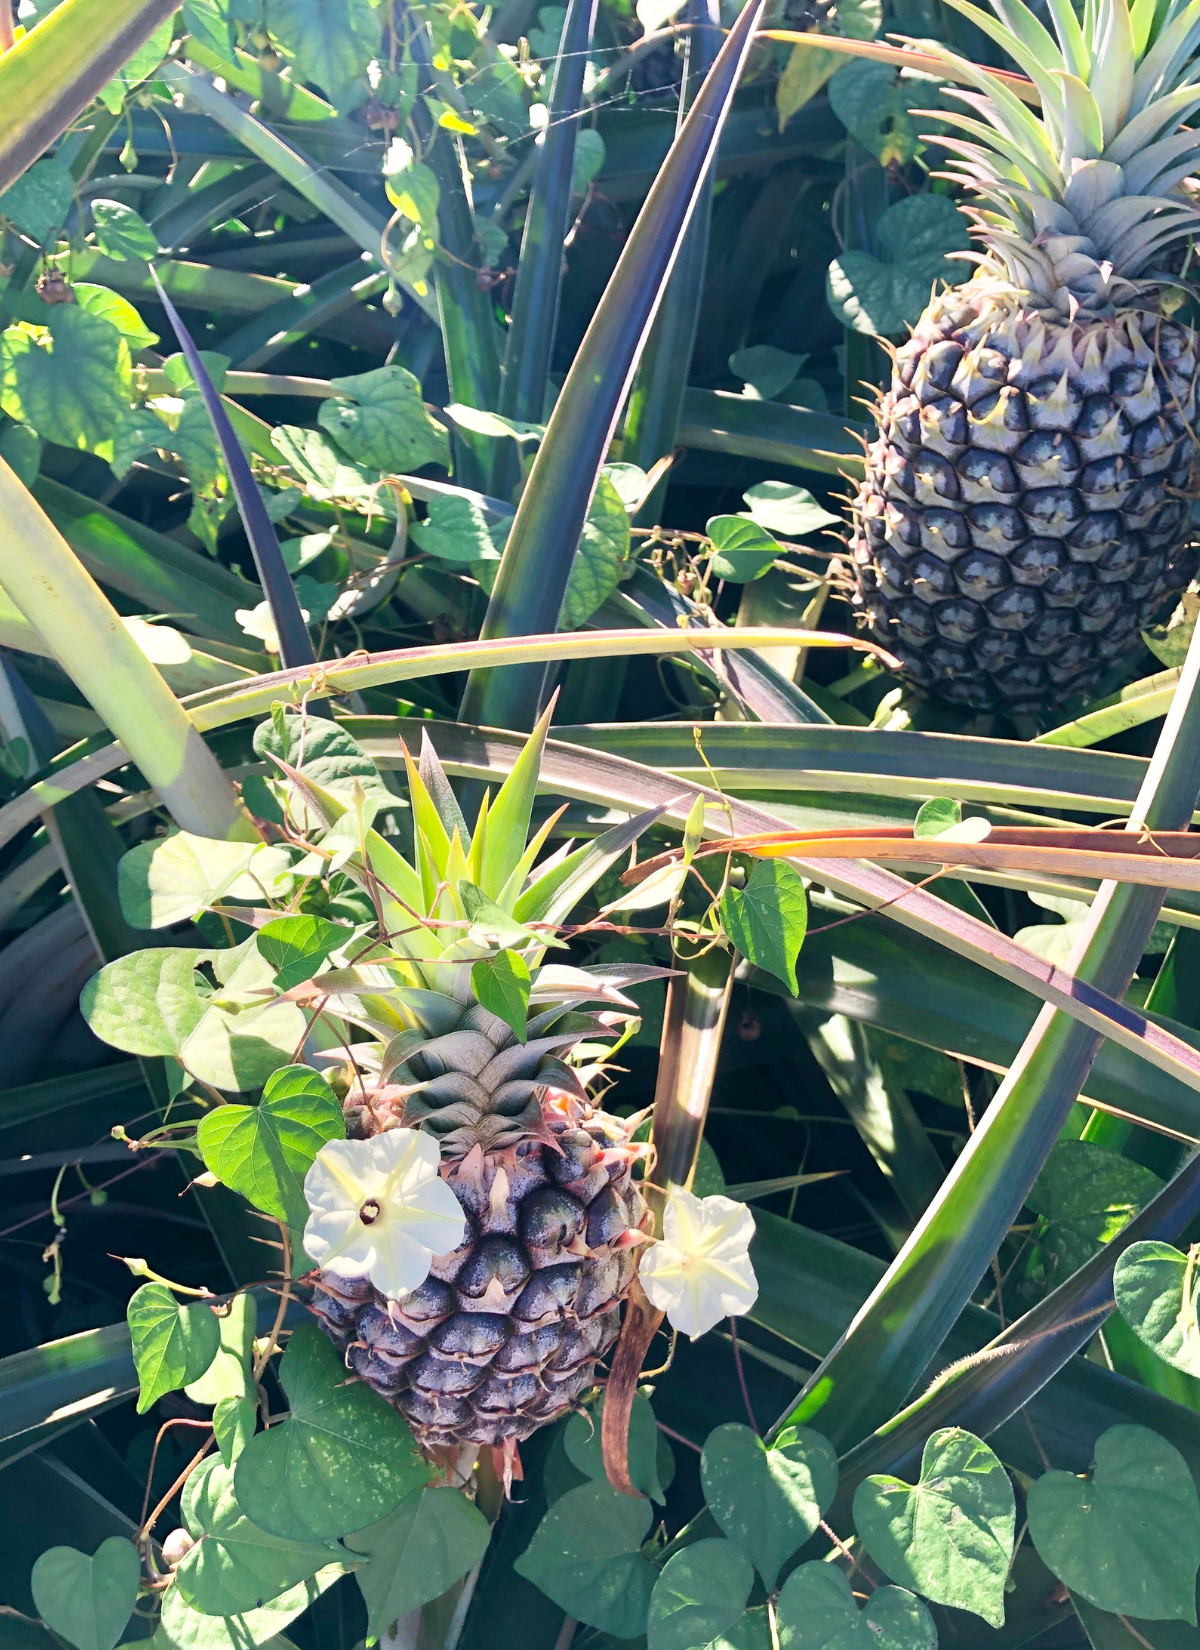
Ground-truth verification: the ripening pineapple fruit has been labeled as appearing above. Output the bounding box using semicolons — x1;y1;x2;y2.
298;715;666;1458
850;0;1200;711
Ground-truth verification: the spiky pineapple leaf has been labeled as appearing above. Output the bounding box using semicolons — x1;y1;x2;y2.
196;1065;344;1228
721;861;808;994
234;1326;432;1542
514;1479;657;1637
481;705;553;899
471;949;531;1042
174;1457;340;1616
345;1487;491;1636
30;1538;140;1650
127;1284;221;1415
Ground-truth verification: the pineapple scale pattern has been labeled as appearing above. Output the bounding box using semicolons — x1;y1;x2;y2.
310;1089;648;1452
851;290;1200;711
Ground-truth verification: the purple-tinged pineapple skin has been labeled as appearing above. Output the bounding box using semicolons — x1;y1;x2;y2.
850;288;1200;711
309;1050;648;1453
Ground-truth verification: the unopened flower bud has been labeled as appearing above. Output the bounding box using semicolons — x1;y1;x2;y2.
161;1529;194;1568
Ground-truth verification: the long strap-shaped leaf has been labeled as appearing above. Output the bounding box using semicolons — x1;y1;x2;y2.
0;0;177;195
499;0;599;425
830;1137;1200;1510
771;589;1200;1452
16;673;1200;1106
0;462;250;841
151;271;315;671
622;0;721;526
457;0;771;730
631;824;1200;893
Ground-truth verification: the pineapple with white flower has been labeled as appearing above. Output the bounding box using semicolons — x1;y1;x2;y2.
851;0;1200;710
277;710;672;1458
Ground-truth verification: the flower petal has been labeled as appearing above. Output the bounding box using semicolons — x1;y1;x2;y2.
639;1189;758;1340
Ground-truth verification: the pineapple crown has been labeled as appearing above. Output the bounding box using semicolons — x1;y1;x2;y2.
275;705;670;1153
918;0;1200;313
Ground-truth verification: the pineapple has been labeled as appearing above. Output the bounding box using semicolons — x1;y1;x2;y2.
850;0;1200;711
284;713;665;1456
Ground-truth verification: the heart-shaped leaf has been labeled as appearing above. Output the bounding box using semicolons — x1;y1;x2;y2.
214;1394;258;1467
30;1538;140;1650
852;1427;1015;1627
317;363;450;473
157;1560;344;1650
1028;1142;1163;1281
1;305;132;456
196;1064;344;1228
186;1291;255;1405
345;1487;492;1637
564;1392;673;1505
118;833;292;929
91;199;159;260
80;948;206;1057
233;1325;430;1542
648;1539;755;1650
742;481;839;539
1026;1425;1200;1622
701;1423;838;1587
826;193;970;338
471;949;531;1043
1114;1241;1200;1376
514;1479;656;1638
721;861;808;994
257;915;348;991
127;1283;220;1414
0;158;74;243
174;1457;340;1616
776;1561;936;1650
705;515;781;584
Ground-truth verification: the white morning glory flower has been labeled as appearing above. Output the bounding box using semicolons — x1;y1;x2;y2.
303;1129;466;1300
638;1188;758;1340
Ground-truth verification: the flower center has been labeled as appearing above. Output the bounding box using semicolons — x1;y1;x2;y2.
358;1199;382;1226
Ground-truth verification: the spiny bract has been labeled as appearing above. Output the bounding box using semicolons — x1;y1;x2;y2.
288;712;664;1457
851;0;1200;711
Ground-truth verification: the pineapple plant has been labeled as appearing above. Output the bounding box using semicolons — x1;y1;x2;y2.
850;0;1200;711
292;719;672;1456
86;706;670;1464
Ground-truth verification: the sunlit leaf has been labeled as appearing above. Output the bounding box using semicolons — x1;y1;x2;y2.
233;1325;431;1541
127;1283;220;1414
30;1539;139;1650
196;1064;345;1228
1026;1425;1200;1623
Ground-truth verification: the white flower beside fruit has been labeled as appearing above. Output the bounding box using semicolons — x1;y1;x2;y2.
639;1188;758;1339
